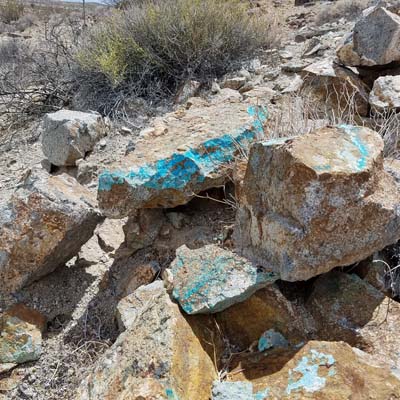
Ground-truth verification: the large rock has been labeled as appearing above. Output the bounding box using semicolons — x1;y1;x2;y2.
98;99;268;217
166;245;277;314
236;125;400;281
0;304;45;364
0;168;102;294
337;7;400;67
306;271;400;372
228;341;400;399
42;110;107;166
76;281;219;400
370;75;400;112
301;59;369;117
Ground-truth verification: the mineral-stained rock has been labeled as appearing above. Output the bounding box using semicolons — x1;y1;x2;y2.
302;59;369;117
212;381;253;400
306;271;400;372
98;98;268;217
370;75;400;112
0;168;102;294
167;245;277;314
337;6;400;67
215;284;315;350
236;125;400;281
76;281;219;400
42;110;108;166
257;329;288;352
228;341;400;399
0;305;45;364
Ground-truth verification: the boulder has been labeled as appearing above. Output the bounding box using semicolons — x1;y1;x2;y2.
337;7;400;67
166;245;277;314
306;271;400;372
0;304;45;364
228;341;400;399
236;125;400;281
76;281;219;400
42;110;107;166
301;59;369;117
0;168;102;294
370;75;400;112
98;98;268;217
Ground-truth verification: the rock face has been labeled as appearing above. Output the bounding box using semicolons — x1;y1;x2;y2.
302;59;369;117
370;75;400;111
0;168;102;294
98;99;268;217
167;245;277;314
337;7;400;67
212;381;253;400
0;305;45;364
228;341;400;399
76;281;218;400
42;110;107;166
306;271;400;372
236;125;400;281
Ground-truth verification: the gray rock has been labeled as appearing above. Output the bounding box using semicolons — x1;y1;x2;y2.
370;75;400;112
212;381;253;400
42;110;108;166
167;245;277;314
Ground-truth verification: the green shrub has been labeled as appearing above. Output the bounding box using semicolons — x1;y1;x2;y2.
0;0;24;24
75;0;278;112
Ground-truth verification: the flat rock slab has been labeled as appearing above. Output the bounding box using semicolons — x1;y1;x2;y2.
76;281;219;400
228;341;400;399
236;125;400;281
0;168;102;294
98;99;268;217
167;245;277;314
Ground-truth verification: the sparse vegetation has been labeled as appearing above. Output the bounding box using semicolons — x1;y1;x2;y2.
74;0;279;114
0;0;24;24
315;0;373;25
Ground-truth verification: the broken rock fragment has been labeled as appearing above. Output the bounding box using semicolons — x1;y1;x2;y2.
167;244;277;314
98;98;268;217
42;110;108;166
0;168;102;294
236;125;400;281
369;75;400;112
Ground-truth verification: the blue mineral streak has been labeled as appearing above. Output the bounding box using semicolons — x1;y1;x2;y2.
338;124;369;171
286;350;335;395
98;106;268;192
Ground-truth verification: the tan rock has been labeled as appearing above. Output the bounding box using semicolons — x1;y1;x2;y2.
236;125;400;281
77;281;219;400
370;75;400;112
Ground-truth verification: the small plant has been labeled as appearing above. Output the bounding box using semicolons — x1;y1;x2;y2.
0;0;24;24
75;0;279;114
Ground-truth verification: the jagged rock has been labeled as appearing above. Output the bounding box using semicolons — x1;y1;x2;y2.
98;98;267;217
337;7;400;67
228;341;400;399
77;281;219;400
212;381;253;400
355;253;390;295
370;75;400;112
258;329;288;352
0;168;102;294
215;284;315;350
166;245;277;314
236;125;400;281
302;59;369;117
306;271;400;372
95;218;126;254
42;110;108;166
0;305;45;364
221;77;247;90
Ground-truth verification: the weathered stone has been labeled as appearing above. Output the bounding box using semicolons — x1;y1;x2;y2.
215;284;315;350
0;305;45;364
95;218;126;254
77;281;219;400
302;59;369;117
236;125;400;281
370;75;400;112
355;253;390;294
174;80;201;104
98;98;267;217
167;245;277;314
258;329;288;352
306;271;400;372
42;110;107;166
0;168;101;294
337;7;400;67
221;77;247;90
212;381;253;400
228;341;400;399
